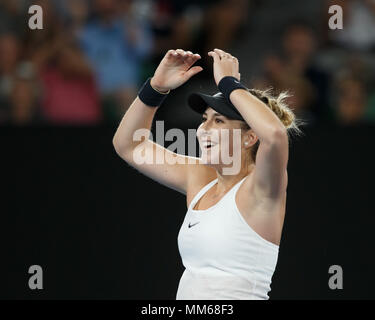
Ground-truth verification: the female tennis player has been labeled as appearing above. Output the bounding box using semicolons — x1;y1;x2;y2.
113;48;300;300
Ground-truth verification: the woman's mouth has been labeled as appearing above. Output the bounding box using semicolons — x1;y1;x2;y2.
202;141;218;149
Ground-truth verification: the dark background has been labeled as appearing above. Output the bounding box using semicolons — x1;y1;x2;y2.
1;0;375;300
1;122;374;299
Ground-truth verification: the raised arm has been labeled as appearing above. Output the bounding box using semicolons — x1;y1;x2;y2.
229;89;288;198
112;49;204;194
208;48;289;199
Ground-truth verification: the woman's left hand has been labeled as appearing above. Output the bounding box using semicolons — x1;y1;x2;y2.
208;48;241;86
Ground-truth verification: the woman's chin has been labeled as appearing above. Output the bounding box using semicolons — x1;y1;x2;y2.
200;147;223;167
200;155;220;167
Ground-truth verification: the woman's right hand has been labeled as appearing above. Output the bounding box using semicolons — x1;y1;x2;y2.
150;49;203;93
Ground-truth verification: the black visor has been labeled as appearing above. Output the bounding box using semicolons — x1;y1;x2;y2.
187;92;244;121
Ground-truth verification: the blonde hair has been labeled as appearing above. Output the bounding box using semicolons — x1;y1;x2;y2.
242;88;304;162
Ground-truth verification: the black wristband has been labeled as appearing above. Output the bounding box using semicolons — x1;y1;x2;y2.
218;76;247;103
138;77;170;107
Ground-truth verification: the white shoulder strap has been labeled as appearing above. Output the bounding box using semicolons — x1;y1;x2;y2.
188;178;218;210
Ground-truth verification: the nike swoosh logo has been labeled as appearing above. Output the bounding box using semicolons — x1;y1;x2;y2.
188;221;200;228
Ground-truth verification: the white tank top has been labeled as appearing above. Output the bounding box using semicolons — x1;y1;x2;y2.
176;176;280;300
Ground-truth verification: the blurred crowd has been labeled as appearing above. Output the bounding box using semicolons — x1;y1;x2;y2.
0;0;374;126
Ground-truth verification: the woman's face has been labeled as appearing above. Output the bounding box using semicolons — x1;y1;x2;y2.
196;107;246;170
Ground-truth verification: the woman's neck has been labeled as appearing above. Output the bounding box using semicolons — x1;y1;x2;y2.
215;164;254;194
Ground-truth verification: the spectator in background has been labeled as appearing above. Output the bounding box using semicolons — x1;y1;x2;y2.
16;0;102;125
78;0;153;122
147;0;180;67
31;35;102;125
201;0;249;54
10;62;41;125
330;56;375;125
0;0;28;36
334;72;368;125
260;21;332;125
53;0;91;36
0;32;21;123
169;0;250;76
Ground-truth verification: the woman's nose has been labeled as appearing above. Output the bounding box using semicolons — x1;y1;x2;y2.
198;124;211;137
201;118;213;131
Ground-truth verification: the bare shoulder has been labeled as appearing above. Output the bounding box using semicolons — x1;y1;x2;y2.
239;168;287;200
236;170;288;218
185;163;217;208
235;171;288;246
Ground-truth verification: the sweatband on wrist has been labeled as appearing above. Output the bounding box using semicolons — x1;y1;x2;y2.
218;76;247;103
138;77;170;107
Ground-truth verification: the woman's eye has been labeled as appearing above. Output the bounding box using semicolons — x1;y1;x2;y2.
215;118;223;123
201;117;206;122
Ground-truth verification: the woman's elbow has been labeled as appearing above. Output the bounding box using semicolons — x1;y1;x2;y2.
261;127;288;147
113;135;129;159
112;136;123;158
273;126;288;139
